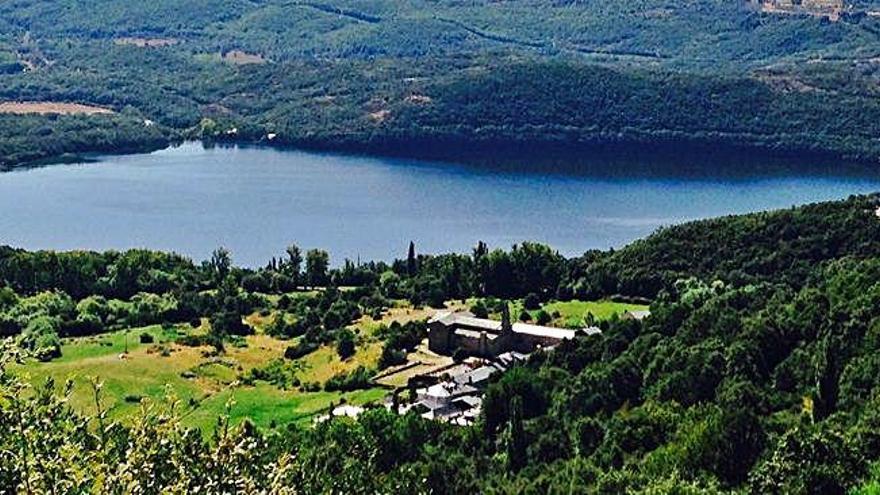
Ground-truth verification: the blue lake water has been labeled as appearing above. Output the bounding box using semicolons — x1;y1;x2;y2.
2;142;880;266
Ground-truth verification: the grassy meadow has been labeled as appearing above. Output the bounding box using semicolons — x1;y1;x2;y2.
14;316;395;433
498;299;649;328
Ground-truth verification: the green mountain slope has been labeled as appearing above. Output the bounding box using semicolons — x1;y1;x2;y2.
4;0;880;167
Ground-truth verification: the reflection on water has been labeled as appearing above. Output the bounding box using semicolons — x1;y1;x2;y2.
1;142;879;266
399;144;880;181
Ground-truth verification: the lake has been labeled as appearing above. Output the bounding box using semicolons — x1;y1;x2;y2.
2;142;880;266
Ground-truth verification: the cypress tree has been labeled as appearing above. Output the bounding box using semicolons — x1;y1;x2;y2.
407;241;417;277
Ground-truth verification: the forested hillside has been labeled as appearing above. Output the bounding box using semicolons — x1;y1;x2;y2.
4;0;880;167
4;196;880;492
573;194;880;298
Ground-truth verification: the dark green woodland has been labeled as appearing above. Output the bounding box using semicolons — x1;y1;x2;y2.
4;1;880;168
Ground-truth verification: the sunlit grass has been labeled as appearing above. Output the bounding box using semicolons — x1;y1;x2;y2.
15;324;389;433
473;298;650;328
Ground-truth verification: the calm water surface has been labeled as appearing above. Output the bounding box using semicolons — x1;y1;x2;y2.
2;142;880;266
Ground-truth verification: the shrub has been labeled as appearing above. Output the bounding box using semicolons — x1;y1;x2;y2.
18;315;62;361
0;314;20;337
524;293;541;310
536;310;552;325
285;341;319;360
210;310;252;337
336;329;356;360
379;345;407;369
324;366;375;392
33;333;62;361
139;332;155;344
266;312;296;339
178;334;211;347
241;358;300;389
471;300;489;318
64;312;104;337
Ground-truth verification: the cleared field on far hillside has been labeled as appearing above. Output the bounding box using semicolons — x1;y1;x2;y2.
0;101;113;115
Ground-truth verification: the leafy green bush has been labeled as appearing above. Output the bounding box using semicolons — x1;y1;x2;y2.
535;310;552;325
241;358;301;389
324;366;374;392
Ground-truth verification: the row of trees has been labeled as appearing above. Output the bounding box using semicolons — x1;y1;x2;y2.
3;194;879;362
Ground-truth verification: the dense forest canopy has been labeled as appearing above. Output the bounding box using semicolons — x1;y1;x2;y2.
3;195;880;492
4;1;880;167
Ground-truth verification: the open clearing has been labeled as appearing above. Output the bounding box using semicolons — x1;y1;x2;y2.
15;302;441;433
0;101;113;115
222;50;267;65
15;322;388;434
480;298;649;328
114;37;178;47
536;299;649;327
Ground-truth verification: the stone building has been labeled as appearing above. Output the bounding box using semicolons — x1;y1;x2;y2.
427;305;595;358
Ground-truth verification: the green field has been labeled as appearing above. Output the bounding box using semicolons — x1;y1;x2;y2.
493;298;649;328
181;385;386;432
537;300;649;328
14;320;391;434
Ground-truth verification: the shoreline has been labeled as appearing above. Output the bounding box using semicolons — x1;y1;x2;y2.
4;132;880;175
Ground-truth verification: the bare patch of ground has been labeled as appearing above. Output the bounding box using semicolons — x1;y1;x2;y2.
368;109;391;123
749;0;844;21
115;37;178;48
0;101;114;115
405;94;433;104
222;50;267;65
